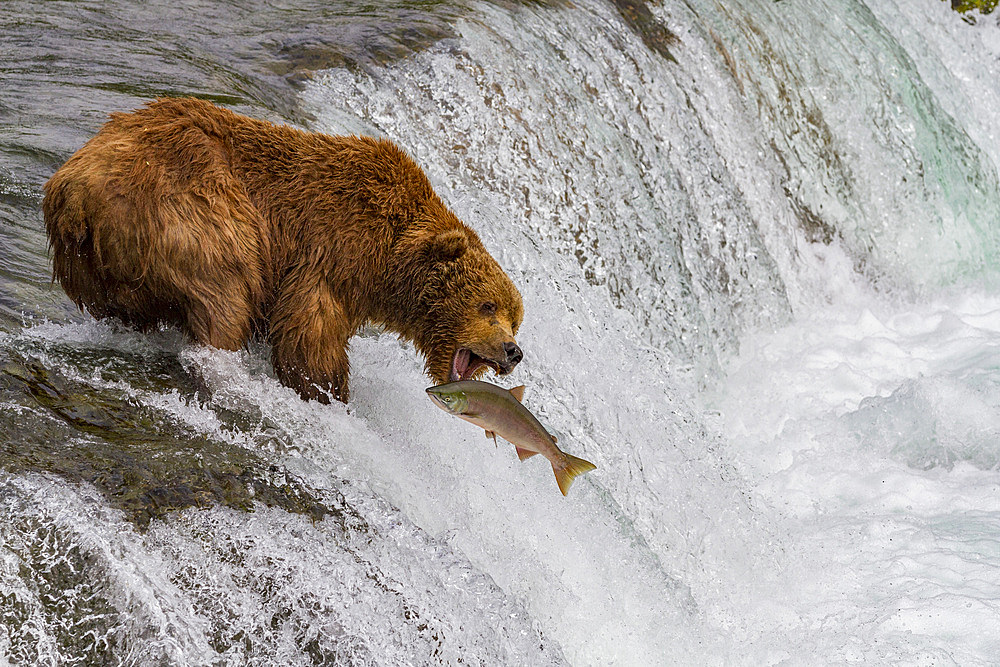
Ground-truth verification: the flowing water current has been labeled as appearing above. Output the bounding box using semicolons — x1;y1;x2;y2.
2;0;1000;664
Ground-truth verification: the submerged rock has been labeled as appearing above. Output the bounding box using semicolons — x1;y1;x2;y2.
0;355;344;530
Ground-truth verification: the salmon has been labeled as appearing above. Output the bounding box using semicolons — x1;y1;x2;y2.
426;380;596;495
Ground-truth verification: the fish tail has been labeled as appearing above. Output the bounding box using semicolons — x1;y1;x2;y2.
553;453;597;496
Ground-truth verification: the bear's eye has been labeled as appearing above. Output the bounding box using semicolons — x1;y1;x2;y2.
480;302;497;315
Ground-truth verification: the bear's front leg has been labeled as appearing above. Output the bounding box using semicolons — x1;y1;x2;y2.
269;272;353;403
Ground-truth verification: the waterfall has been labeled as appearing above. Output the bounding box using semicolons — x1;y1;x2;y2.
2;0;999;663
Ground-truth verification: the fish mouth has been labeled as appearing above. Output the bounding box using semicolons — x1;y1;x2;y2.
425;386;447;410
449;347;511;382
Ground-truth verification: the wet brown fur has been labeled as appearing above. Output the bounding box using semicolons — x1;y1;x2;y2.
43;97;523;403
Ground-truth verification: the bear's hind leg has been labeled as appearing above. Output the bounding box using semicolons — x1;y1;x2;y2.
269;272;353;404
184;280;257;351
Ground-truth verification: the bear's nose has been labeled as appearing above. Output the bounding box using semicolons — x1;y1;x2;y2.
503;342;523;366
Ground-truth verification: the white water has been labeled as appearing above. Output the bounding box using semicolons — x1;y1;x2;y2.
714;289;1000;663
4;0;1000;664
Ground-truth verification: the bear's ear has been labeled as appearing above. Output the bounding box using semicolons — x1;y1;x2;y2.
425;229;468;263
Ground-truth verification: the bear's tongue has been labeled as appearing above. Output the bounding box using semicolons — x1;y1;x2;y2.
450;348;487;382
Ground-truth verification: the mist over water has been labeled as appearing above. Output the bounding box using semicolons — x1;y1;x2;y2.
2;0;1000;664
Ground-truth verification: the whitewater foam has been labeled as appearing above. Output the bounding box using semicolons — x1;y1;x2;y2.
713;290;1000;662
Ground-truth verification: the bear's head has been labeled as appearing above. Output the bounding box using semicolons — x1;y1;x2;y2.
415;228;524;385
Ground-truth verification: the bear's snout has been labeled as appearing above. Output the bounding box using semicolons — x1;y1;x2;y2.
503;341;523;368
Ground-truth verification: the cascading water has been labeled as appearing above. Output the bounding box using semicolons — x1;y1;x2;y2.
2;0;999;664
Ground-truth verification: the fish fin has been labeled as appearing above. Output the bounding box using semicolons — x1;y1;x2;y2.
485;430;497;445
554;453;597;496
515;446;539;461
509;385;525;402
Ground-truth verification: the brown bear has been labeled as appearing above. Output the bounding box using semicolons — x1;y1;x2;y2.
43;97;523;403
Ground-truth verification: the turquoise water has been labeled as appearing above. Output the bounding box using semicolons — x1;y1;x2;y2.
2;0;999;663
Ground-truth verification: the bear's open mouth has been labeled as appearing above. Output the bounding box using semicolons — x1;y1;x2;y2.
450;347;504;382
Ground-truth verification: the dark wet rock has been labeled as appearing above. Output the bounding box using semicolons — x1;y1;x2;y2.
0;513;128;664
268;11;459;80
783;186;838;245
610;0;679;63
0;355;348;530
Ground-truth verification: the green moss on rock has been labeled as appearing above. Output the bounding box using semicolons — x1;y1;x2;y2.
949;0;998;14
